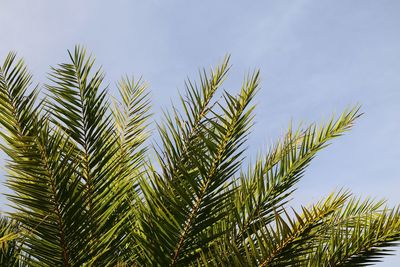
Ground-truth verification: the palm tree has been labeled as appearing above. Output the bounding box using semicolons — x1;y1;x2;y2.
0;47;399;266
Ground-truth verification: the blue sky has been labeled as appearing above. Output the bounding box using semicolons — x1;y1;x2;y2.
1;0;400;265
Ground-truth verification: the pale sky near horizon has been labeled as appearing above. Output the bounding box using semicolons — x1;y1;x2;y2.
1;1;400;265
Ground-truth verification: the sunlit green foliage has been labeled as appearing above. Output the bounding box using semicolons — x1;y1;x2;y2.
0;47;399;266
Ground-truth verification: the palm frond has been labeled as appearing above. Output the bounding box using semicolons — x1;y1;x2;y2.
199;191;350;266
234;107;361;242
112;76;151;170
46;46;141;265
0;52;85;266
167;71;260;266
0;216;21;266
303;197;400;266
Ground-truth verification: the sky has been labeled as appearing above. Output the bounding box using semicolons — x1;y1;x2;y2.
1;0;400;265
